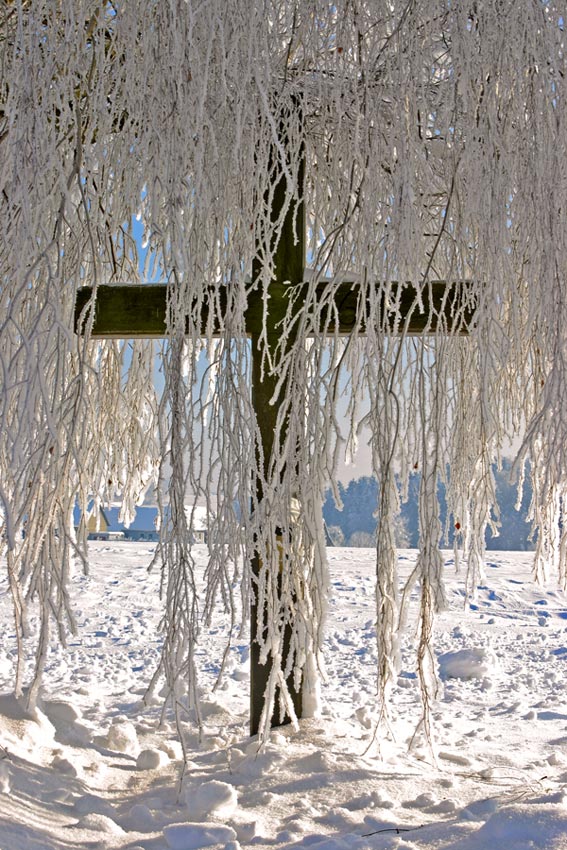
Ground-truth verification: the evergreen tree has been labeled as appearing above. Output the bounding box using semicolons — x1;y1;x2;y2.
325;463;535;551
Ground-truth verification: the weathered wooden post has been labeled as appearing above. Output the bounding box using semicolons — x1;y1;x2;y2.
248;117;306;734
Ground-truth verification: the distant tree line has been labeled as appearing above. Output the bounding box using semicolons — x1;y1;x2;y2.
323;459;534;550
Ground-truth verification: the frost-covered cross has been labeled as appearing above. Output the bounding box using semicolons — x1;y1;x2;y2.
75;145;471;736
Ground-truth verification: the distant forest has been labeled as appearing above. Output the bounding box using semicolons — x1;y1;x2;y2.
323;459;534;550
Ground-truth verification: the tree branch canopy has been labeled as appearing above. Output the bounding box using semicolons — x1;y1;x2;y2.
1;0;566;736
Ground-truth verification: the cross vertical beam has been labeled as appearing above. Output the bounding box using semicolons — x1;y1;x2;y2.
249;132;306;735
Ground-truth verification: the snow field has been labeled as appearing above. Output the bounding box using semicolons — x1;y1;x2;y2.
0;544;564;849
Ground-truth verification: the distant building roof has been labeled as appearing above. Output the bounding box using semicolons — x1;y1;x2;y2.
74;503;211;533
73;503;110;527
102;506;158;532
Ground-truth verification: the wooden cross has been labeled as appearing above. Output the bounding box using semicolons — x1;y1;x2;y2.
75;154;472;736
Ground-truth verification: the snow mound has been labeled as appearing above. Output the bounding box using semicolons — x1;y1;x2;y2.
0;695;56;751
50;754;78;776
76;813;125;835
136;747;169;769
451;803;567;849
403;791;437;809
43;699;81;724
42;699;92;745
128;803;155;830
163;822;237;850
438;648;493;680
232;743;287;781
161;738;184;760
74;793;116;816
185;780;238;820
104;719;139;755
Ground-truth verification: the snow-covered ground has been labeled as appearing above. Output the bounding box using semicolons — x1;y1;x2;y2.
0;544;566;850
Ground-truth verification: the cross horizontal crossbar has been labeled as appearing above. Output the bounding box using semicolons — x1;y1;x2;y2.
74;280;473;338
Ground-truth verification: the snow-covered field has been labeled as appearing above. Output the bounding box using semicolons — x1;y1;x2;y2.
0;544;566;850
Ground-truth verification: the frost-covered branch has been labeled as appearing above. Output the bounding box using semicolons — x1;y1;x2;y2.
1;0;566;734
